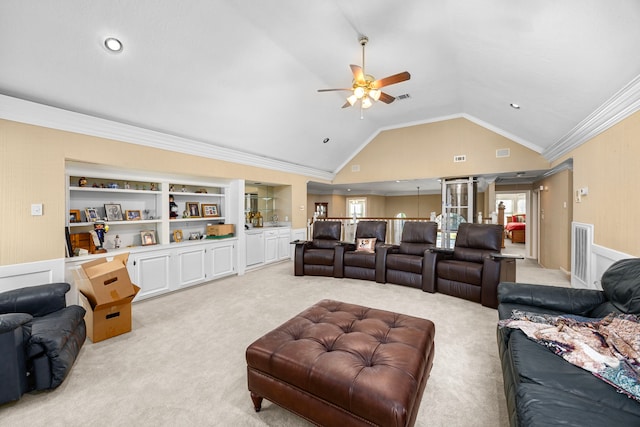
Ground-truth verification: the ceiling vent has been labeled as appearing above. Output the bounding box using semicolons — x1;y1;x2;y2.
396;93;411;100
453;155;466;163
496;148;510;158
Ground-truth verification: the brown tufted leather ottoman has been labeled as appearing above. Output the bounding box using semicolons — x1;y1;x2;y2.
246;299;435;426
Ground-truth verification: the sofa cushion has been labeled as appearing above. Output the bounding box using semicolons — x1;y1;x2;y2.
304;248;335;266
344;251;375;268
507;331;640;416
437;259;483;286
387;254;422;274
600;258;640;314
516;383;640;427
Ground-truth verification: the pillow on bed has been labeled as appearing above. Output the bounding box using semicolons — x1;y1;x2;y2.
356;238;376;253
515;215;526;223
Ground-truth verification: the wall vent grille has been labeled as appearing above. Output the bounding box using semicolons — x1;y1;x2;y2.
453;155;466;163
397;93;411;100
496;148;510;158
571;222;593;288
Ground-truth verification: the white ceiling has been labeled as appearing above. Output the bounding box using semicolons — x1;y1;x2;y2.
1;1;640;189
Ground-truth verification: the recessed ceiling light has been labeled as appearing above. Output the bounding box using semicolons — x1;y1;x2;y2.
104;37;123;52
510;103;520;109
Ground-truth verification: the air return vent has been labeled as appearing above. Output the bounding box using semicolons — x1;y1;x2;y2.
496;148;510;158
453;155;466;163
397;93;411;100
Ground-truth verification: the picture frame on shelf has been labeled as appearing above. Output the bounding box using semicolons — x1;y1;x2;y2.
201;203;219;218
69;209;82;223
126;210;142;221
186;202;200;217
104;203;123;221
173;229;183;243
140;230;157;246
84;208;99;222
189;232;201;240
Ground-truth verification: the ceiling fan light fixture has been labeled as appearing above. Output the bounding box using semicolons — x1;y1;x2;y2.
361;96;373;109
347;94;358;106
354;86;365;99
369;89;381;101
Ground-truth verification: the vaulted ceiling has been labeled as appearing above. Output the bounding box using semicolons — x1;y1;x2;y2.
1;1;639;186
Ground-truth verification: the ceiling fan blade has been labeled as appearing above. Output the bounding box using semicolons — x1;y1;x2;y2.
372;71;411;89
341;101;352;109
317;88;352;92
378;92;395;104
350;64;364;82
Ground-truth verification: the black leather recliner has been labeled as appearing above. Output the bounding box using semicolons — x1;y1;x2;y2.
294;221;343;277
424;223;503;308
385;221;438;291
0;282;86;404
341;221;388;282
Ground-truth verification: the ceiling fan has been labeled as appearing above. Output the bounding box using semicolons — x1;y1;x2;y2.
318;36;410;115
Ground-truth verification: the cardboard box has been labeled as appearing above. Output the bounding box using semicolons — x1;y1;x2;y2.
74;253;140;342
78;285;140;343
207;224;235;237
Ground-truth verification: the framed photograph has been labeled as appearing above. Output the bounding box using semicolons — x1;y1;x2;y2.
104;203;123;221
84;208;99;222
173;229;183;243
69;209;82;223
189;232;201;240
126;210;142;221
201;204;219;218
186;202;200;218
140;230;157;246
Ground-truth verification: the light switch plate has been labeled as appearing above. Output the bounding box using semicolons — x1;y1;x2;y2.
31;203;43;216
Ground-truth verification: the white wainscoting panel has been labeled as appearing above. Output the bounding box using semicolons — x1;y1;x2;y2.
0;258;70;303
591;244;633;291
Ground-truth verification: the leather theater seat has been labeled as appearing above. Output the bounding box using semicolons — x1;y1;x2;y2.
294;221;343;277
341;221;388;282
425;223;504;308
385;221;438;291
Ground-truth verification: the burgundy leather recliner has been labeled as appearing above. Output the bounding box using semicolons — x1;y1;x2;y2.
294;221;343;277
341;221;388;282
424;223;504;308
385;221;438;291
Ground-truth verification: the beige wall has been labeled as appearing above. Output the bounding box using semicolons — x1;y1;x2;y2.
384;194;442;218
0;119;311;265
333;118;550;184
563;110;640;256
535;170;572;270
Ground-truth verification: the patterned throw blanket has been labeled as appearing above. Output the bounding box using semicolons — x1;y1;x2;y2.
499;311;640;401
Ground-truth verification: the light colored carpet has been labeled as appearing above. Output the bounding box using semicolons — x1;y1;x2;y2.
0;258;568;427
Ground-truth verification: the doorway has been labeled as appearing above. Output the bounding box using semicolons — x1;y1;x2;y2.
496;190;535;259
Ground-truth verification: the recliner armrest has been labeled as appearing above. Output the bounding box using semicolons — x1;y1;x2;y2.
0;283;70;317
0;313;33;334
497;282;607;315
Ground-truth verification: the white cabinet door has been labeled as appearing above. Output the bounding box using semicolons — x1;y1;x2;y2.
128;250;172;301
176;245;206;289
246;232;264;266
207;241;236;279
277;229;291;260
264;230;278;264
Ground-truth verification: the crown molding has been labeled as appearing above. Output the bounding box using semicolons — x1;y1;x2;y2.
543;73;640;161
0;94;334;182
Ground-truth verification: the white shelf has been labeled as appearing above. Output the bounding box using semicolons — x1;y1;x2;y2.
170;217;226;223
70;186;161;195
69;219;162;228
